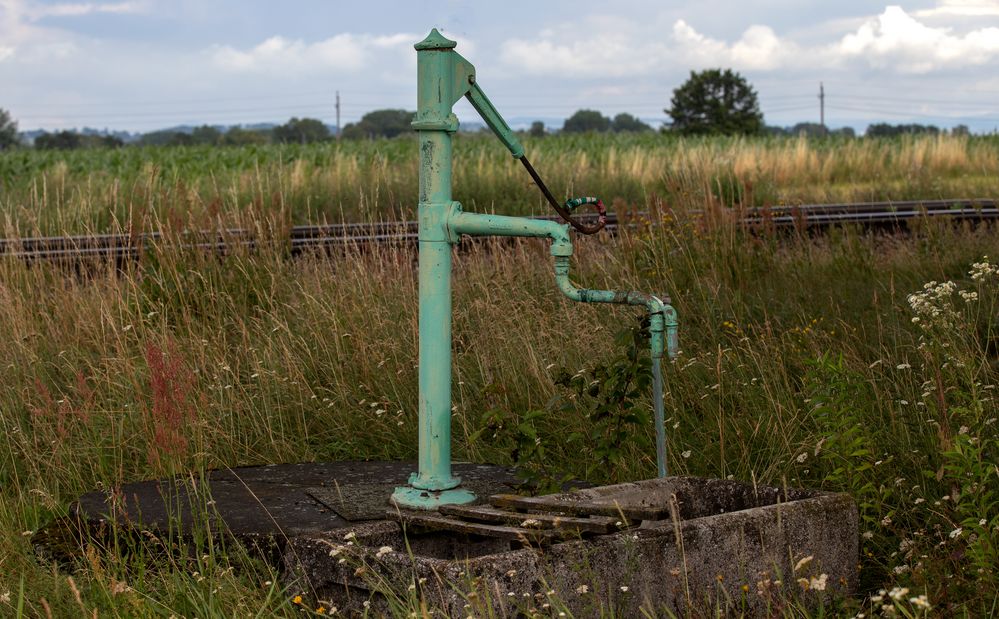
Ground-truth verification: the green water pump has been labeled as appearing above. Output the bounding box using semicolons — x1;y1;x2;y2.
390;30;679;510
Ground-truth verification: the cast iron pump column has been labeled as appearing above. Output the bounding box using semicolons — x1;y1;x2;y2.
391;30;679;510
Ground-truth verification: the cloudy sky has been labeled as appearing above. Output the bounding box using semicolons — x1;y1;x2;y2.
2;0;999;133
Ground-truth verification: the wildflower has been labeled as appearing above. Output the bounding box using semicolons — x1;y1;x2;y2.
909;595;930;609
809;574;828;591
343;532;356;541
949;527;962;539
292;595;303;605
521;519;542;528
970;258;996;281
896;363;911;370
575;584;589;594
317;606;326;615
980;519;988;526
862;531;874;539
871;590;885;603
0;591;9;604
794;555;814;572
681;450;692;459
796;452;808;463
888;586;909;601
376;545;393;558
620;586;629;592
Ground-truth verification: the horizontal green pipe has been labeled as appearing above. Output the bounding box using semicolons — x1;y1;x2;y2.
449;210;571;256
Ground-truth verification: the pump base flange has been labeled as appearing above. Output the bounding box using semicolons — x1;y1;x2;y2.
390;485;476;510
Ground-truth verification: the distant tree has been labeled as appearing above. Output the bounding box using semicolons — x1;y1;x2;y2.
562;109;611;133
341;109;414;139
166;132;194;146
866;123;940;137
529;121;546;137
36;130;123;149
666;69;763;135
98;135;124;148
611;113;651;133
789;122;829;138
223;126;269;146
0;108;19;149
35;131;83;149
273;117;330;144
831;127;856;138
951;124;971;137
191;125;223;145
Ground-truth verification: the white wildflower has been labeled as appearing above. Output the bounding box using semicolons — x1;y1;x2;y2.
575;584;589;594
909;594;931;609
375;545;393;558
949;527;963;539
809;574;828;591
888;586;909;601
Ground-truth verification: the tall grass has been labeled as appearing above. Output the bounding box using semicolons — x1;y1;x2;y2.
1;133;998;615
0;211;997;615
1;133;997;235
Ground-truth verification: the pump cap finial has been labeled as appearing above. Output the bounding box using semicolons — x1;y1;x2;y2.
415;28;457;50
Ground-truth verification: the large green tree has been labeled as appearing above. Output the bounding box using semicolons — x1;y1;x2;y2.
273;117;330;144
0;108;19;150
666;69;763;135
562;109;611;133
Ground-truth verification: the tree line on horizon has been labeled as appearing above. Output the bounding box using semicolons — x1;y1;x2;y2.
0;69;981;151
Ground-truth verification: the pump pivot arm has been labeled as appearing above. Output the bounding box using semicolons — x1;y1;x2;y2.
465;80;607;235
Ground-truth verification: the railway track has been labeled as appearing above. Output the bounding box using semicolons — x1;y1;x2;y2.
1;198;995;262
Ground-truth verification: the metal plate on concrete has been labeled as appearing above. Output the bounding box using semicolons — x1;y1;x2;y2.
40;461;519;558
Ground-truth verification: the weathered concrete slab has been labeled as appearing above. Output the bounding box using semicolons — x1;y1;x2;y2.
285;476;858;617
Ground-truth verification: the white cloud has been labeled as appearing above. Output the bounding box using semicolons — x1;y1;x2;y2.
211;32;417;75
499;5;999;78
30;2;145;18
916;0;999;18
837;5;999;72
0;45;12;61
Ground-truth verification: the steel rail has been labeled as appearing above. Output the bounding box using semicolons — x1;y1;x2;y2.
1;199;995;262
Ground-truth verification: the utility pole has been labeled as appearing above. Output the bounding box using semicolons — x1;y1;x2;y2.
819;82;825;130
335;90;341;140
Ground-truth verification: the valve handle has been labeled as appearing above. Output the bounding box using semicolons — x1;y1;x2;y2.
518;156;607;235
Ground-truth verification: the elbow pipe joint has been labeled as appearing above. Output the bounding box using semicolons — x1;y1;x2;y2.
553;256;679;360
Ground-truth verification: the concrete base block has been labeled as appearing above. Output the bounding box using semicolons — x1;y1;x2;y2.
285;476;857;617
